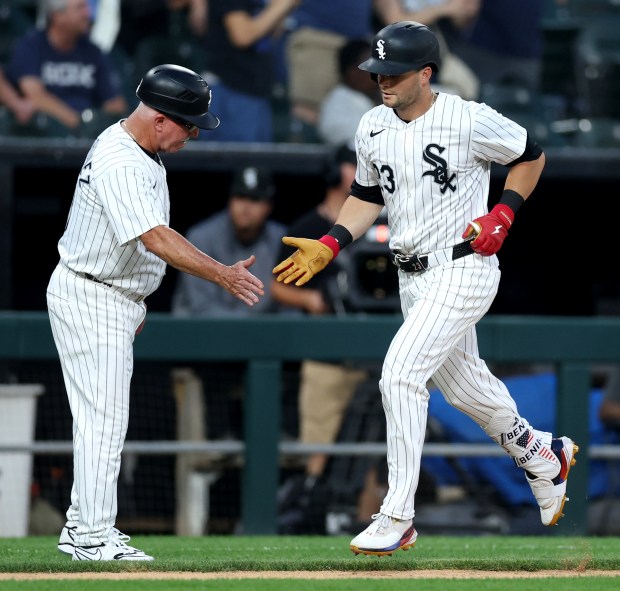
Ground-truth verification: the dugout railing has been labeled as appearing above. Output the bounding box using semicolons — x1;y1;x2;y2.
2;312;620;535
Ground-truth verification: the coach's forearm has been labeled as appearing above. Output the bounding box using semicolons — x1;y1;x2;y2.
141;225;226;282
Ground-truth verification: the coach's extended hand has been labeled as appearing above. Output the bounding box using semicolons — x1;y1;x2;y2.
462;204;514;257
273;236;334;286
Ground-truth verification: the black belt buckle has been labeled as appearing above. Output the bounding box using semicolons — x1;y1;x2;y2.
392;252;428;273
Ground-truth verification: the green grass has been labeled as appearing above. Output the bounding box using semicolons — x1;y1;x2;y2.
1;535;620;572
0;535;619;590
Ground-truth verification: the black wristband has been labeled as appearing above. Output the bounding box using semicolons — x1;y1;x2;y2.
498;189;525;214
327;224;353;250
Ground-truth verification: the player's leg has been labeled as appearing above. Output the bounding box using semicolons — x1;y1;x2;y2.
350;261;500;555
433;331;578;526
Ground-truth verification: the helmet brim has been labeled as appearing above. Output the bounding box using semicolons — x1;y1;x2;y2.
184;110;220;131
358;56;413;76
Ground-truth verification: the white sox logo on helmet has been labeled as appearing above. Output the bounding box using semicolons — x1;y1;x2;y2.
376;39;386;60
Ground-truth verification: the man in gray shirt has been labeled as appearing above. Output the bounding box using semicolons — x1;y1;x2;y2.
172;165;286;316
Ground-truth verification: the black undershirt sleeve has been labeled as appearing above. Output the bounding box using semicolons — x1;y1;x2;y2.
350;180;384;205
507;132;543;167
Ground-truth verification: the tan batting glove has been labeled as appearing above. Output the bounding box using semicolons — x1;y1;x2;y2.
272;236;334;286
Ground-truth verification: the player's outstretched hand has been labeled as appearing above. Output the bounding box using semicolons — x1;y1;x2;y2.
224;255;265;306
462;204;514;256
272;237;334;286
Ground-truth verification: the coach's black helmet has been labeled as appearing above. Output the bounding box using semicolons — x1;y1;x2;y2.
359;21;440;79
136;64;220;130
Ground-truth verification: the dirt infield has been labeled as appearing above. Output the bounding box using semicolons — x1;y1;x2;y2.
2;570;620;580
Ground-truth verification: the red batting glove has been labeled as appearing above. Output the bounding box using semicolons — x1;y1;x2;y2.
462;204;514;256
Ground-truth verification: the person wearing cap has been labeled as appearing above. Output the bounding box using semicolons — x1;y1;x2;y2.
272;20;571;557
47;64;264;561
171;165;287;444
172;165;286;317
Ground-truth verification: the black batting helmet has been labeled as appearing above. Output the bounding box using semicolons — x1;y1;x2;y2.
359;21;440;78
136;64;220;130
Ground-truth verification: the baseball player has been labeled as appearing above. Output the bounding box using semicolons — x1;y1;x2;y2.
47;64;264;561
273;22;578;556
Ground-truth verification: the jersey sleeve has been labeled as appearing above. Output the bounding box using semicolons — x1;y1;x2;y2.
470;102;528;166
97;167;167;246
353;118;380;188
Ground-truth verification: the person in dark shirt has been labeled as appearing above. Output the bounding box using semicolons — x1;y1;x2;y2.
5;0;127;132
199;0;300;142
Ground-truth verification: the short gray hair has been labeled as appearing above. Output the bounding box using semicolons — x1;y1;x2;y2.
37;0;69;28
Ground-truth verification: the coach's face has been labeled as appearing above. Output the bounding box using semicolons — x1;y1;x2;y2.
376;66;433;121
157;115;199;153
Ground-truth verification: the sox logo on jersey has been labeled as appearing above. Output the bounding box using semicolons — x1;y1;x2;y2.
422;144;456;194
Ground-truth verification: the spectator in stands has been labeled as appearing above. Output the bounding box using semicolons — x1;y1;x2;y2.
5;0;128;133
317;38;380;147
272;143;371;532
172;165;286;317
172;165;287;439
198;0;300;143
385;0;481;99
449;0;545;93
285;0;394;133
0;67;35;124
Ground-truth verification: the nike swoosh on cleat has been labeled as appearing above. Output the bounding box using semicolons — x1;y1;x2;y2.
74;546;103;560
370;129;385;137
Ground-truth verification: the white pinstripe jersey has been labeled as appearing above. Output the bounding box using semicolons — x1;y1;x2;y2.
354;92;528;256
58;121;169;298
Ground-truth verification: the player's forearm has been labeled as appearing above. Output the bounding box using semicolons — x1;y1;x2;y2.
503;152;545;201
334;196;384;241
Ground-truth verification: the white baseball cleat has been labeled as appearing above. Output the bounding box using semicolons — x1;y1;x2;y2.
350;513;417;556
73;537;154;561
58;525;132;556
526;436;579;526
62;527;153;561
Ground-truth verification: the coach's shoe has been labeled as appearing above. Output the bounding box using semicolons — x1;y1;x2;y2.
350;513;417;556
72;530;153;561
58;525;131;556
526;436;579;526
57;525;77;555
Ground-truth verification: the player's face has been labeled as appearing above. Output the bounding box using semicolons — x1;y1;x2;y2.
376;68;431;119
